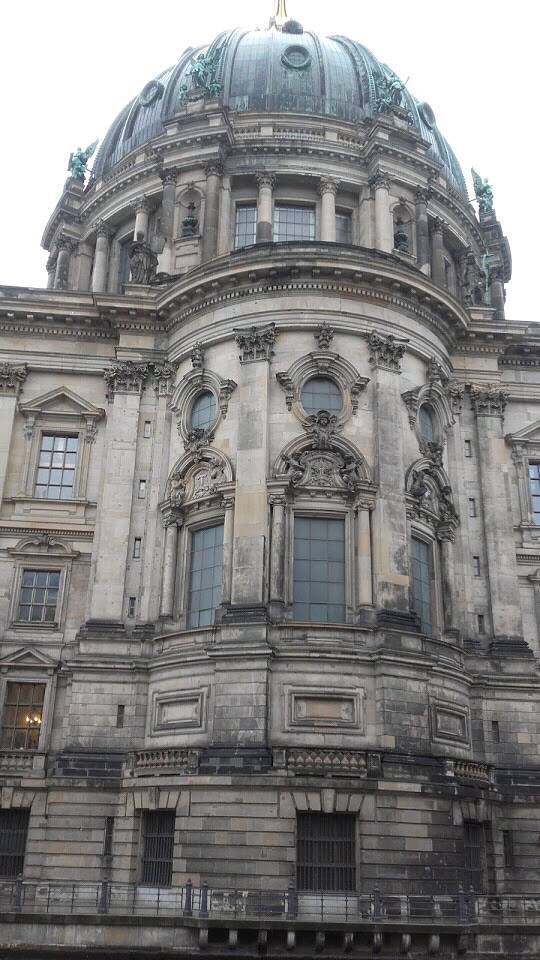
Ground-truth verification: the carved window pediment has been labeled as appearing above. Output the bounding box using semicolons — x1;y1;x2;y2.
169;368;236;448
402;363;456;461
275;432;373;501
164;447;234;512
507;422;540;535
405;460;459;540
276;351;369;426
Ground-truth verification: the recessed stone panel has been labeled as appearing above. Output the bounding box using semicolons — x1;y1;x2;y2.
430;699;470;746
287;687;363;731
152;689;207;734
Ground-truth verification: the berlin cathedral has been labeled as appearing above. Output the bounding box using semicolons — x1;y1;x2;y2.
0;4;539;958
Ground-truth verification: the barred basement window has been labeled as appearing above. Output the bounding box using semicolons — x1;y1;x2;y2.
463;820;494;893
1;682;45;750
297;812;356;892
234;204;257;248
141;810;175;887
0;810;29;878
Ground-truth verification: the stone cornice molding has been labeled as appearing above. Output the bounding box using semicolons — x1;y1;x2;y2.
0;362;28;396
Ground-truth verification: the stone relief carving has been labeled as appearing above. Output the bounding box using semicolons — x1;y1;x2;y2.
367;332;407;372
304;410;342;449
191;342;205;369
103;361;150;399
469;383;509;419
406;462;459;541
0;362;27;396
314;321;334;349
166;449;231;508
235;323;277;363
280;410;370;497
152;362;176;396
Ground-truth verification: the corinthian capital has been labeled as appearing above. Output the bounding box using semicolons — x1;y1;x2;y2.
103;360;151;400
367;331;408;372
205;160;224;178
256;173;276;190
469;383;509;420
93;218;113;240
368;171;390;192
0;362;28;396
319;178;339;197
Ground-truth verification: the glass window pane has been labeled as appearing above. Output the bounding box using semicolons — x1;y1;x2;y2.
418;406;435;442
335;211;352;244
530;464;540;526
274;204;315;242
41;435;54;450
187;524;224;628
411;537;433;634
234;204;257;249
35;434;78;499
301;377;342;413
191;391;216;432
293;517;345;622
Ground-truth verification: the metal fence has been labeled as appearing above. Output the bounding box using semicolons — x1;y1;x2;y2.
1;880;540;926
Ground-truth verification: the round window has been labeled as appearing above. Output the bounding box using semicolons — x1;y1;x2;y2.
191;391;216;432
418;404;435;442
301;376;342;414
281;45;312;70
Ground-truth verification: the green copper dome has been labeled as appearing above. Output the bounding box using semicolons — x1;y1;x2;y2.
93;26;467;196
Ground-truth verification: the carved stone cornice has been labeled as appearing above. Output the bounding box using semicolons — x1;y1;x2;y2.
314;321;334;349
0;362;27;396
256;173;276;191
469;383;509;419
152;362;176;396
235;322;277;363
103;360;150;400
318;178;339;197
367;331;407;372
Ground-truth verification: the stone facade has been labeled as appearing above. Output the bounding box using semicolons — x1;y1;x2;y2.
0;15;539;960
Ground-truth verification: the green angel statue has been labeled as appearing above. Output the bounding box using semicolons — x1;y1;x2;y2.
68;141;98;181
471;168;494;215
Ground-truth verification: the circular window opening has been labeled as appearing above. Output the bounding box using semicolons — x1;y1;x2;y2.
139;80;164;107
418;404;435;442
418;101;436;129
281;45;312;70
301;376;342;414
191;391;216;432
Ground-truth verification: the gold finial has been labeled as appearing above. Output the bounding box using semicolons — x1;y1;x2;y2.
270;0;288;29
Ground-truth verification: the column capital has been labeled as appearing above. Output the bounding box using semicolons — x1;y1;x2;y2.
415;186;432;204
269;494;287;506
432;216;445;234
367;331;408;373
469;383;509;420
368;171;390;191
205;160;224;178
103;360;151;400
318;177;339;197
159;167;178;186
256;172;276;190
354;497;376;512
93;218;113;240
0;362;28;396
235;322;277;363
152;361;176;396
132;194;151;214
56;234;77;253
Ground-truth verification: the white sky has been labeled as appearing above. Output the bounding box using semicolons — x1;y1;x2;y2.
0;0;536;322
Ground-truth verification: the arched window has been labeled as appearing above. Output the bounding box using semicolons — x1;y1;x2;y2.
301;377;342;413
191;391;216;432
418;405;435;443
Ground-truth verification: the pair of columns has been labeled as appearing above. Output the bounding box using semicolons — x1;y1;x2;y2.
255;174;340;243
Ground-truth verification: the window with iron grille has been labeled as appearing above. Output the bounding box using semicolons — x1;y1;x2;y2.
273;204;315;242
187;524;224;628
1;682;45;750
411;537;434;634
141;811;175;886
297;812;356;892
463;820;494;893
17;569;60;623
234;204;257;248
293;517;345;623
529;463;540;524
0;810;29;877
34;434;78;500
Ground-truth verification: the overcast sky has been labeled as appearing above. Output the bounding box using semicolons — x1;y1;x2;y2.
0;0;536;321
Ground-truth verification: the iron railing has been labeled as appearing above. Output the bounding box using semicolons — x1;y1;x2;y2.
1;880;540;926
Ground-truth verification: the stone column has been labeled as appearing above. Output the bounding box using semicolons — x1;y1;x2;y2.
439;532;456;632
256;174;275;243
356;501;374;607
431;218;446;287
202;162;222;262
489;267;505;320
470;385;525;648
160;515;180;619
368;332;415;627
221;497;235;606
54;237;72;290
370;172;393;253
319;178;338;242
160;172;177;240
88;361;150;623
0;364;27;506
217;176;232;256
415;187;431;275
46;253;57;289
528;571;540;654
269;495;286;615
444;382;474;640
76;242;93;292
91;220;112;294
133;196;150;240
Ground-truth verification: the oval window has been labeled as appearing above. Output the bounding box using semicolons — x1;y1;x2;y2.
191;391;216;432
301;376;342;413
418;404;435;442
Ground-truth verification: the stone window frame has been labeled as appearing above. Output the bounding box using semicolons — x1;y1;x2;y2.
276;351;369;428
174;504;228;629
0;649;58;758
402;380;454;456
286;500;357;625
408;523;443;637
169;367;236;447
7;537;78;632
17;387;104;504
506;424;540;539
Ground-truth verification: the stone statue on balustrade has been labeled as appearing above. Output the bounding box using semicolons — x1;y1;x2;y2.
129;232;158;284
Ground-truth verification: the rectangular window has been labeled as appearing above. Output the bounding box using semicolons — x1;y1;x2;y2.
502;830;514;869
0;810;30;878
468;498;477;518
492;720;500;743
1;682;45;750
297;812;356;892
472;556;481;577
464;439;472;458
103;817;114;857
143;420;152;438
463;820;493;893
187;524;224;628
529;463;540;525
478;613;486;634
127;597;136;618
138;480;146;498
234;204;257;248
293;517;345;623
18;569;60;624
141;810;175;887
133;538;142;559
273;204;315;242
411;537;433;634
34;434;78;500
116;705;125;728
335;210;352;244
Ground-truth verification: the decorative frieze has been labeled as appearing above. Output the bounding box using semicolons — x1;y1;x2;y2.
129;748;200;775
469;383;509;419
278;748;368;777
103;360;150;399
235;322;277;363
367;331;407;372
0;362;27;396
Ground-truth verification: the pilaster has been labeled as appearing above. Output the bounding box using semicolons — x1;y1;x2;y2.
0;363;27;506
